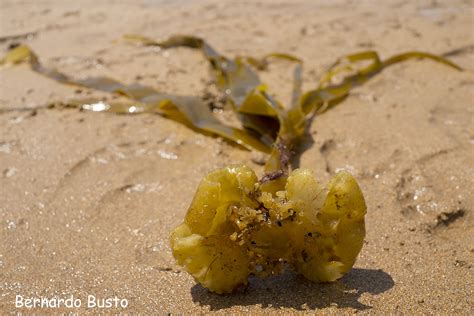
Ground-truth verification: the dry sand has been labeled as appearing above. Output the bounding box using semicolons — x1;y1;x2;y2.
0;0;473;314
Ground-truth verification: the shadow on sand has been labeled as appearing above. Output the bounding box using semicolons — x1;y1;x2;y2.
191;268;394;311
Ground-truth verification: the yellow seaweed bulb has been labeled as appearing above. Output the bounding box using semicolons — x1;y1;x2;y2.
170;165;366;294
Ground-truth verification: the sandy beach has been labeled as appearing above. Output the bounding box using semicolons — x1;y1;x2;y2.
0;0;473;313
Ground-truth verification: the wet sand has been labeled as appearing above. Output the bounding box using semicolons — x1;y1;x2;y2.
0;0;473;314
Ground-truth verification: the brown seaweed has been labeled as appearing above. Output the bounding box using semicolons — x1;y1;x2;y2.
0;35;461;179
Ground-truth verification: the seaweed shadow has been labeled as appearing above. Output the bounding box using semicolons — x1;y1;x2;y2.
191;268;394;311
